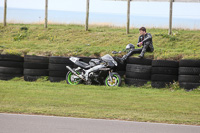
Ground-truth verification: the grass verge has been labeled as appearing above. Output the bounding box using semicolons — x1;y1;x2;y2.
0;78;200;125
0;23;200;60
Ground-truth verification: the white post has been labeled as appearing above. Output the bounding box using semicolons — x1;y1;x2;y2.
169;0;173;35
85;0;90;31
4;0;7;26
45;0;48;28
127;0;130;34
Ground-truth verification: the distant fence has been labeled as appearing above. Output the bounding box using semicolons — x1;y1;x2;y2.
2;0;200;34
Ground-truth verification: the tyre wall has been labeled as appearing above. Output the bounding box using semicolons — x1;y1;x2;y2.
125;58;152;86
0;54;24;80
24;55;49;81
0;54;199;90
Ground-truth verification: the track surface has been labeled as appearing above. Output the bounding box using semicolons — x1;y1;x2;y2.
0;113;199;133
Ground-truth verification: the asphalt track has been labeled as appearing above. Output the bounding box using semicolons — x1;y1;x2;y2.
0;113;199;133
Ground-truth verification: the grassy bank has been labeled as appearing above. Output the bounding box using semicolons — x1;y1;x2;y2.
0;78;200;125
0;23;200;60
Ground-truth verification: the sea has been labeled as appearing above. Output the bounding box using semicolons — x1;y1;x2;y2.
0;7;200;29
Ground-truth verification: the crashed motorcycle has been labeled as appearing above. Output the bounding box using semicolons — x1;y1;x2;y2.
66;44;135;87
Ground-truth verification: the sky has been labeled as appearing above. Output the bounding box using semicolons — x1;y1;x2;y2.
0;0;200;19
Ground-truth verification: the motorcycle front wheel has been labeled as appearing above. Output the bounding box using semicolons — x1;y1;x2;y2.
66;71;82;85
105;74;121;87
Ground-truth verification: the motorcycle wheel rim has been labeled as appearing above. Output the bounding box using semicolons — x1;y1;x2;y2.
68;72;80;85
106;75;119;87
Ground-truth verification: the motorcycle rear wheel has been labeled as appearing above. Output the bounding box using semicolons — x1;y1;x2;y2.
66;71;82;85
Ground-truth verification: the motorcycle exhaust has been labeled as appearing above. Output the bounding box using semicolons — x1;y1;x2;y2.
66;66;86;81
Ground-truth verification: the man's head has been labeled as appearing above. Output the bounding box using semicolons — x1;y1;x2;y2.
139;27;146;35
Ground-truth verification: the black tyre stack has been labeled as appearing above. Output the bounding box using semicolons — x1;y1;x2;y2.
23;55;49;81
151;60;179;88
115;59;126;77
112;57;126;77
125;58;152;86
49;56;74;82
179;60;200;90
0;54;24;80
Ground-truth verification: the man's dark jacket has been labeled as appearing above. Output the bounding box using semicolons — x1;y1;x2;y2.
138;33;154;52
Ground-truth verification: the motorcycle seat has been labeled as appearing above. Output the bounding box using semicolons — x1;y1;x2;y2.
77;61;91;69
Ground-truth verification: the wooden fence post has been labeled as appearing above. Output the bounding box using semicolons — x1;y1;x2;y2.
45;0;48;28
4;0;7;26
168;0;173;35
127;0;130;34
85;0;90;31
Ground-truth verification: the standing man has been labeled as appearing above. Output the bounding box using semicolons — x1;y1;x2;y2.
137;27;154;58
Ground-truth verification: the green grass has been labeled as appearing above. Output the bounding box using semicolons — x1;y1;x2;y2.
0;23;200;60
0;78;200;125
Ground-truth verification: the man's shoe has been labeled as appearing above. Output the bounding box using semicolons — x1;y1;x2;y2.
138;54;144;58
